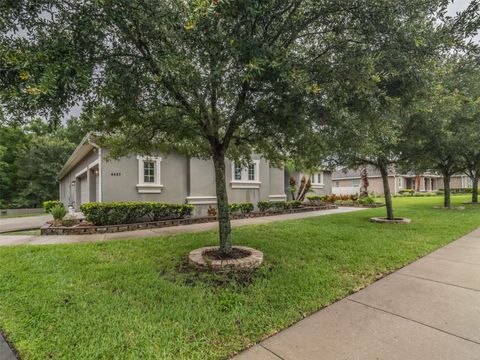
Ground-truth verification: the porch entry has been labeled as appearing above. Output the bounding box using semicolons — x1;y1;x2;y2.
75;164;99;209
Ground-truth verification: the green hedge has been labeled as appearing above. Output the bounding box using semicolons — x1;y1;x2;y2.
80;202;194;225
257;201;302;212
43;200;64;213
229;202;254;214
439;188;477;194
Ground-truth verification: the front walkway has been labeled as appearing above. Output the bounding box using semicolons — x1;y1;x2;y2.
234;228;480;360
0;207;365;247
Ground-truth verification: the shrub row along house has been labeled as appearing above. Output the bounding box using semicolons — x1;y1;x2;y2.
58;133;333;214
332;166;473;195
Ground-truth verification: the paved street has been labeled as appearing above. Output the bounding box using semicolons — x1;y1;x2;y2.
234;228;480;360
0;215;51;233
0;207;366;247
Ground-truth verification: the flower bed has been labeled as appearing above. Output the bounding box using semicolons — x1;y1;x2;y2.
40;204;336;235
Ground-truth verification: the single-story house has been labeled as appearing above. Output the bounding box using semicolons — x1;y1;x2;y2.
331;166;472;196
57;134;287;215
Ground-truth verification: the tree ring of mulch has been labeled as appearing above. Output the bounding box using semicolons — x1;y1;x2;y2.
188;246;264;272
370;217;412;224
432;206;465;210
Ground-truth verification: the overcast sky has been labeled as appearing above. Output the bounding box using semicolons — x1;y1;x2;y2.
62;0;478;120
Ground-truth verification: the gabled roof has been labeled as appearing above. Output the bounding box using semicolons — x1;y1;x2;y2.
57;132;100;180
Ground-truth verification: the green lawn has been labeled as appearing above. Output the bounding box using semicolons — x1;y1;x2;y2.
0;196;479;359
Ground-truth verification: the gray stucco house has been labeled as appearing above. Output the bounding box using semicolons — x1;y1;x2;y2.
58;134;287;214
285;170;332;200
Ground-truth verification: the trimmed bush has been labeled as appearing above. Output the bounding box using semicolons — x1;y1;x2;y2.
398;189;415;195
257;201;288;212
257;201;270;212
307;194;358;203
287;200;302;208
51;205;66;220
229;202;254;214
80;202;194;225
439;188;477;194
43;200;64;214
357;196;375;205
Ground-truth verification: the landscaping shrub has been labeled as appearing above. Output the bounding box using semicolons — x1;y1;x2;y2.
398;189;415;195
357;196;375;205
306;195;323;203
229;202;253;214
257;201;270;212
43;200;64;213
439;188;476;194
80;202;194;225
287;200;302;208
51;205;66;220
307;194;358;203
257;201;287;212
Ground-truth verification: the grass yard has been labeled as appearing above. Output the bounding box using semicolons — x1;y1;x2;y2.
0;196;479;359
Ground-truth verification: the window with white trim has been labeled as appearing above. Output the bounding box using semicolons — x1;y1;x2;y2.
143;160;155;183
352;179;360;187
397;177;403;189
311;172;324;185
231;160;260;183
234;163;242;180
136;156;163;193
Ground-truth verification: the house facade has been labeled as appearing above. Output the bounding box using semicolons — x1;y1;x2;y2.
331;166;471;196
285;171;332;200
58;134;287;214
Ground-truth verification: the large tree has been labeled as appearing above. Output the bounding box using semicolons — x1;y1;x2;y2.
322;1;448;220
404;59;467;208
454;58;480;203
1;0;359;254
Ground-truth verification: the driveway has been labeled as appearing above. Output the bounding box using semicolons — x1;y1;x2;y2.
234;228;480;360
0;207;366;247
0;215;51;233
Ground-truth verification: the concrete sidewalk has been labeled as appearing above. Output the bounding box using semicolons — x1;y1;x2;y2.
0;214;51;233
234;228;480;360
0;207;366;247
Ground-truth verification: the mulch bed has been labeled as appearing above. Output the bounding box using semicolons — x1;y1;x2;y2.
203;248;250;261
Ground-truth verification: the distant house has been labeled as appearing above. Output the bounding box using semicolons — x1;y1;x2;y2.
57;134;287;214
331;166;472;196
285;170;333;200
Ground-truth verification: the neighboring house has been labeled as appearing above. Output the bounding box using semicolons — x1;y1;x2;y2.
285;170;332;200
331;166;471;196
58;134;287;215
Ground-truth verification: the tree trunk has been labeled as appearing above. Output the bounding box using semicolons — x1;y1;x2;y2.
472;177;479;203
212;149;232;254
443;174;451;208
379;164;394;220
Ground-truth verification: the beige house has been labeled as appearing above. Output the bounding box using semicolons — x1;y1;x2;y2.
331;166;471;196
